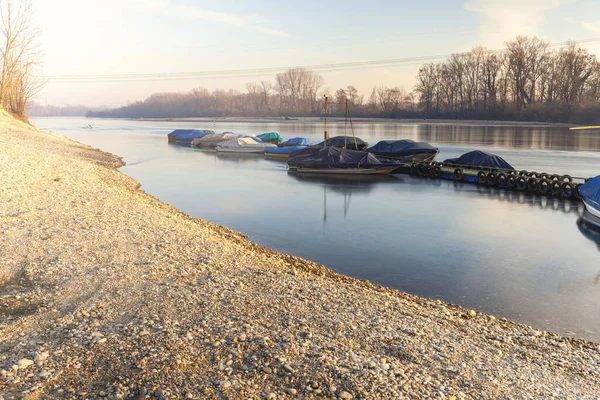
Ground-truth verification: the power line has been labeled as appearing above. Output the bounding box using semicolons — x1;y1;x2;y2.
44;37;600;84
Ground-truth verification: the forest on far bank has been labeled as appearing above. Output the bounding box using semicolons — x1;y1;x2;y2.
54;36;600;124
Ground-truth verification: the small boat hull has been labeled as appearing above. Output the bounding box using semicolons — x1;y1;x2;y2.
216;147;269;153
265;153;290;160
375;150;439;164
288;166;397;175
582;198;600;219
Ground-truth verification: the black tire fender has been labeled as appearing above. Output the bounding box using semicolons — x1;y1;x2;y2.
516;176;528;191
453;168;464;181
561;182;575;198
527;177;539;192
497;173;507;186
538;178;551;195
507;174;517;188
477;170;488;184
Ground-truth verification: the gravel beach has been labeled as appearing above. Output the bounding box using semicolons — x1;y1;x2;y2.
1;111;599;399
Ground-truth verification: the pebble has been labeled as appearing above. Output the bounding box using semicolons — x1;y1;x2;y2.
339;390;353;399
17;359;34;369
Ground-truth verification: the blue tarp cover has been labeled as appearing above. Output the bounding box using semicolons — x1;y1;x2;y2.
281;137;310;146
315;136;368;150
168;129;208;144
366;140;438;156
288;146;382;169
579;176;600;209
444;150;514;170
265;145;307;155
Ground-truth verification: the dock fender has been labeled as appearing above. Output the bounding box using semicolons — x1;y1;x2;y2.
516;176;528;191
527;177;539;192
497;173;507;186
453;168;464;181
507;174;517;188
561;182;575;198
477;170;488;184
550;181;562;196
538;178;551;195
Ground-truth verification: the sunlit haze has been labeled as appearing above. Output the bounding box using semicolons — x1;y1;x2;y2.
33;0;600;107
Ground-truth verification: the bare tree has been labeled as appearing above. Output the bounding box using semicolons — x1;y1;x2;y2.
0;0;42;116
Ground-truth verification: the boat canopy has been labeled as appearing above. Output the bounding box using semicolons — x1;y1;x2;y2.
443;150;514;169
366;140;438;156
265;145;307;155
167;129;208;143
191;133;235;147
315;136;369;150
288;146;383;169
281;137;310;146
219;137;265;147
257;132;283;143
579;176;600;208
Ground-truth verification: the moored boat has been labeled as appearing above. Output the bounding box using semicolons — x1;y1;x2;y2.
366;140;439;163
216;137;277;153
257;132;283;144
280;137;310;147
264;145;307;160
287;146;401;175
315;135;369;150
579;176;600;218
168;129;208;144
191;133;236;148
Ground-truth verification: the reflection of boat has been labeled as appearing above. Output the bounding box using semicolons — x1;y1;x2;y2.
366;140;439;164
577;210;600;245
578;176;600;218
215;152;264;163
265;145;307;160
287;146;401;175
216;137;277;153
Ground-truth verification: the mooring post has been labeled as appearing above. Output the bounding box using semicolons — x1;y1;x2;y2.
323;94;329;146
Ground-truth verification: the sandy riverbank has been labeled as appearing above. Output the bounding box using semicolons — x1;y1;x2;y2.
1;111;599;399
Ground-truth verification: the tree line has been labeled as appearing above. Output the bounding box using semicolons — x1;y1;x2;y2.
88;36;600;124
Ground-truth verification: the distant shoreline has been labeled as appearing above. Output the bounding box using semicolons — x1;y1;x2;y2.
70;115;574;128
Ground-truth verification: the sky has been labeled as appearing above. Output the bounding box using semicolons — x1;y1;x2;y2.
29;0;600;107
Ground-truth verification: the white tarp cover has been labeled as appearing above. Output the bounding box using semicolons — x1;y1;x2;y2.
219;137;275;148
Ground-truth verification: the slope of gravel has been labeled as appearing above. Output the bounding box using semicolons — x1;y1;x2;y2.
0;111;599;399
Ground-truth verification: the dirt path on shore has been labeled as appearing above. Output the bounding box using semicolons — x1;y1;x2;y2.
1;111;599;399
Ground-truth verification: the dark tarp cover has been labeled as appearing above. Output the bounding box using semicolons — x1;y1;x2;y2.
579;176;600;209
168;129;208;144
315;136;368;150
288;146;382;169
366;140;438;156
443;150;514;170
265;145;307;155
281;137;310;146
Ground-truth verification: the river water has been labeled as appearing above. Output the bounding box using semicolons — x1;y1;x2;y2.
31;117;600;342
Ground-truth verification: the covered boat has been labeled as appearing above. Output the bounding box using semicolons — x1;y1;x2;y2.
216;137;277;153
287;146;400;175
315;135;368;150
257;132;283;144
167;129;208;144
366;140;439;163
191;133;236;148
579;176;600;218
444;150;514;170
264;145;307;160
281;137;310;147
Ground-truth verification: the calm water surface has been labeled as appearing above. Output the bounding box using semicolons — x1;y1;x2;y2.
32;117;600;342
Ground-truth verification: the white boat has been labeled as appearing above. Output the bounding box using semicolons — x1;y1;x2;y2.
583;198;600;219
191;133;235;148
216;137;277;153
579;176;600;218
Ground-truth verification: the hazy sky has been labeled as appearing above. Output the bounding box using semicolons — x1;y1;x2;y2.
32;0;600;107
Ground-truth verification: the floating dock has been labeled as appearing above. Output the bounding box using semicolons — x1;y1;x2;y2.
406;161;588;200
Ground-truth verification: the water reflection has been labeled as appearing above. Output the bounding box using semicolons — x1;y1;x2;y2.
289;174;403;220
